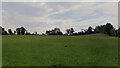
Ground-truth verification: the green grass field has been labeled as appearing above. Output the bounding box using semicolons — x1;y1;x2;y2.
2;34;118;66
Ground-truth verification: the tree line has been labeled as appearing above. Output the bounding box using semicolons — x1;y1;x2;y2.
0;23;120;37
0;26;38;35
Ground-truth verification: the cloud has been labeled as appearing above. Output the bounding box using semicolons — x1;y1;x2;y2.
2;2;118;33
2;0;119;2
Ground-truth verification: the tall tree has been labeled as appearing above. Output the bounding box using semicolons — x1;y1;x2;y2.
65;28;74;35
16;27;26;35
2;27;7;35
16;28;21;35
105;23;113;35
87;26;93;34
54;28;63;35
70;28;74;34
8;29;13;35
20;27;26;35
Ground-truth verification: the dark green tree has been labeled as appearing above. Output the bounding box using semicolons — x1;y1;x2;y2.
16;28;21;35
16;27;26;35
110;29;116;36
65;28;74;35
2;27;7;35
20;27;26;35
70;28;74;34
118;28;120;37
105;23;113;35
87;26;93;34
46;28;63;35
8;29;13;35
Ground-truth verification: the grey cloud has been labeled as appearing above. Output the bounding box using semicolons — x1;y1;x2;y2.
2;2;118;33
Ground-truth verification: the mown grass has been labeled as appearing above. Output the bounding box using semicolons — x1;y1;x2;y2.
2;34;118;66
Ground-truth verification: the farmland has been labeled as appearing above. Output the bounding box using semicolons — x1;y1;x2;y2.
2;34;118;66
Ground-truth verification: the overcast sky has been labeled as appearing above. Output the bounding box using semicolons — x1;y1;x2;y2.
2;2;118;33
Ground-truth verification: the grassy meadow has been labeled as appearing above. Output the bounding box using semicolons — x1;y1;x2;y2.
2;34;118;66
